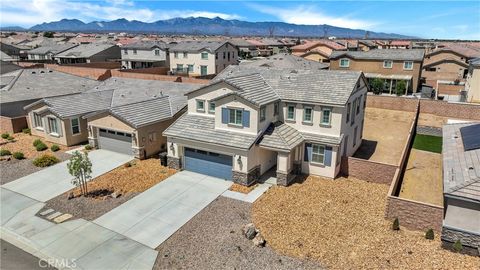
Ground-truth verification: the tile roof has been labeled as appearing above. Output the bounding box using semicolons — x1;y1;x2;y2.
330;49;425;61
300;131;343;145
291;40;345;51
258;122;304;151
163;114;258;150
240;53;329;70
55;43;117;58
27;43;77;55
122;41;169;50
169;41;228;53
469;57;480;67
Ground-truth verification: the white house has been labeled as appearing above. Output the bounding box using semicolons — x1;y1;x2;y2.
121;41;170;69
164;65;368;186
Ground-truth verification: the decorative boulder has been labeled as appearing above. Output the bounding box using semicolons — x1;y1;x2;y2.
253;233;266;247
242;223;257;240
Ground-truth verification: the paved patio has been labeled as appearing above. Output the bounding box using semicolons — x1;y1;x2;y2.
2;150;133;202
94;170;232;248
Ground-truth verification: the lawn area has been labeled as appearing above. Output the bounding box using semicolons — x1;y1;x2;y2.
252;176;479;269
412;134;442;153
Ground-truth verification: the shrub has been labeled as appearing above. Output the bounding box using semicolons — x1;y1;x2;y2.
392;218;400;231
453;240;463;252
12;152;25;160
6;135;14;141
1;133;9;139
51;144;60;152
33;139;43;147
124;162;132;168
425;229;434;240
371;78;384;95
35;142;48;151
22;128;31;135
84;144;93;151
396;80;407;96
0;149;12;156
32;154;59;167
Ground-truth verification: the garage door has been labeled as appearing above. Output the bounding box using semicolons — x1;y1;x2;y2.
184;148;232;180
98;128;132;155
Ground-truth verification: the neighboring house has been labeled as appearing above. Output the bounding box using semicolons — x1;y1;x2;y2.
386;40;411;49
23;78;200;159
465;58;480;103
356;40;377;51
0;51;16;62
0;68;99;133
168;41;238;76
330;49;425;94
240;53;329;70
291;40;346;63
229;39;258;59
0;42;31;60
121;41;170;69
164;66;368;186
53;43;121;64
441;123;480;253
27;43;78;61
0;61;21;75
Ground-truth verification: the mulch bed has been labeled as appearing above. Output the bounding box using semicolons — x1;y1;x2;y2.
155;196;322;270
0;152;71;185
229;183;258;194
252;176;480;269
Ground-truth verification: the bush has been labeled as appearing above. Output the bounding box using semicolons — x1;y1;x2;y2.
6;135;14;141
33;139;43;147
32;154;59;167
22;128;31;135
396;80;407;96
0;149;12;156
425;229;434;240
453;240;463;252
84;144;93;151
371;78;384;95
51;144;60;152
12;152;25;160
1;133;9;139
392;218;400;231
124;162;132;168
35;142;48;151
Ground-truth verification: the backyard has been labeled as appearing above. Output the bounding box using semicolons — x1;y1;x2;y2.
412;134;442;153
252;176;480;269
353;107;415;165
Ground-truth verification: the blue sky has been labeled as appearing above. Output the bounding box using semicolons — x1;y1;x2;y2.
1;1;479;39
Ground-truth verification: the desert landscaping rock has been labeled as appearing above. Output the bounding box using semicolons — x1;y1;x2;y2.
243;223;257;240
253;233;266;247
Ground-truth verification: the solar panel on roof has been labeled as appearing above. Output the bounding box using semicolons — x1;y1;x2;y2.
460;124;480;151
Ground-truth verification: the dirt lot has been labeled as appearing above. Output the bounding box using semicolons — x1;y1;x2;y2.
155;197;322;270
0;132;76;159
418;113;470;128
252;176;479;269
399;149;443;206
354;107;414;165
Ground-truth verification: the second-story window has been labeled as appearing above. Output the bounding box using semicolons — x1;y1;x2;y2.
196;100;205;112
201;52;208;60
260;106;266;122
216;52;218;59
383;60;393;69
209;102;215;113
154;49;160;56
174;52;179;58
287;105;295;121
223;52;226;59
346;102;351;123
183;52;188;58
123;49;128;55
356;96;361;115
229;109;243;125
133;49;137;55
403;61;413;70
303;106;313;123
321;108;332;125
339;58;349;68
273;102;279;116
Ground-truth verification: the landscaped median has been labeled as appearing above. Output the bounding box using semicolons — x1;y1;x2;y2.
252;176;480;269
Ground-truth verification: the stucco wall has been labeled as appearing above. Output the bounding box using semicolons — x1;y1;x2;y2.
466;68;480;103
136;117;176;157
87;113;135;133
366;94;419;112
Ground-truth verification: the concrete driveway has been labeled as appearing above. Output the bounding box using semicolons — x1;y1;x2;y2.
94;170;232;248
2;150;133;202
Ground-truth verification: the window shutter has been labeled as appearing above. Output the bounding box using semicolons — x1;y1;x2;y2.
222;108;229;124
243;110;250;127
324;146;332;166
304;143;312;161
57;118;63;136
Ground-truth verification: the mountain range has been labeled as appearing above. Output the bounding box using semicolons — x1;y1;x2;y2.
8;17;412;39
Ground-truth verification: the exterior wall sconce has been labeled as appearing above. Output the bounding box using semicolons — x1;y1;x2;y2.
237;155;243;169
169;142;175;154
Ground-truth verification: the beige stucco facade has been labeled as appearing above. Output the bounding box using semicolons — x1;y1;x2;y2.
466;65;480;103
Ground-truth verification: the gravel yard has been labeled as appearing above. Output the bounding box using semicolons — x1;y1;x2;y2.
0;132;77;159
0;152;71;184
155;197;322;270
252;176;480;269
354;107;414;165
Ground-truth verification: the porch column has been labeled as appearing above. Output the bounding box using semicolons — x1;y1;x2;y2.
389;79;393;95
276;150;296;186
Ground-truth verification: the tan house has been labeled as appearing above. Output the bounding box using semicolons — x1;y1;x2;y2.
24;78;200;158
465;58;480;103
164;65;368;186
291;40;346;63
330;49;425;94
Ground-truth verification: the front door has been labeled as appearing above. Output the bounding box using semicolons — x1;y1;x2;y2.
200;65;208;76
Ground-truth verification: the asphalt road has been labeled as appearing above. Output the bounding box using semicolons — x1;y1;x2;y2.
1;240;56;270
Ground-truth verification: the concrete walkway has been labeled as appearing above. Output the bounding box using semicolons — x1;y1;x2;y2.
2;150;132;202
94;170;232;249
0;188;157;270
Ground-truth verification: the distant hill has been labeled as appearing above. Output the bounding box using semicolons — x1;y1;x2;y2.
29;17;413;39
0;26;27;31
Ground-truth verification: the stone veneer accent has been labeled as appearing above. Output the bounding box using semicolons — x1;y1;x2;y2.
442;226;480;249
232;166;260;186
416;125;442;137
167;156;181;170
88;137;98;148
276;170;296;186
132;147;146;160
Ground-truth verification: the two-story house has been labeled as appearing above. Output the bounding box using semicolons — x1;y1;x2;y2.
291;40;346;63
164;66;368;186
27;43;77;61
330;49;424;95
121;41;170;69
168;41;238;76
53;43;121;64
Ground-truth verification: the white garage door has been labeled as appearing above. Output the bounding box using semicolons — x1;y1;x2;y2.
98;128;132;155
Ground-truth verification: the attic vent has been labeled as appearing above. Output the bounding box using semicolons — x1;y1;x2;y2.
40;71;45;73
48;70;53;73
31;71;36;74
121;94;125;97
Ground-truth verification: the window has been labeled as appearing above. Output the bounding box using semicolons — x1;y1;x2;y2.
403;61;413;70
286;105;295;120
303;107;313;123
321;108;331;125
215;52;218;59
229;109;243;125
176;64;183;71
71;118;80;135
133;49;137;55
353;127;358;147
188;64;194;72
227;51;230;61
123;49;128;55
154;49;160;56
209;102;215;113
260;106;266;121
383;60;393;68
48;117;59;135
312;144;326;164
201;52;208;60
339;58;350;68
356;96;361;115
223;52;226;59
346;103;351;123
174;52;179;58
200;65;208;76
274;102;279;116
183;52;188;58
363;95;367;109
33;113;43;128
196;100;205;111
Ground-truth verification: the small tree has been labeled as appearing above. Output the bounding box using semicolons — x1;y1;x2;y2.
392;218;400;230
371;78;384;95
43;31;55;38
396;80;407;96
453;240;463;252
67;151;92;196
425;229;434;240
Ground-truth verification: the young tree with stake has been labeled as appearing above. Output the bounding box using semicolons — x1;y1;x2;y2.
67;151;92;196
